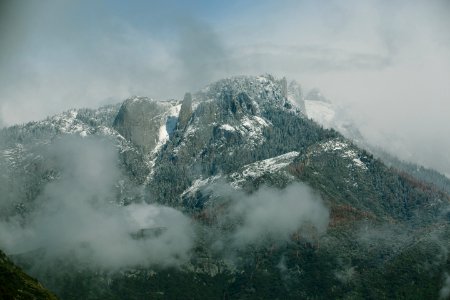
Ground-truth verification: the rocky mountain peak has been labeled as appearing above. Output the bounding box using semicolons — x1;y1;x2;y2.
177;93;193;130
113;96;180;154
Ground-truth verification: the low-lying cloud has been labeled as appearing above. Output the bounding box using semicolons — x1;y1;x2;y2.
0;136;195;270
440;273;450;300
205;182;330;249
0;135;330;270
229;184;329;247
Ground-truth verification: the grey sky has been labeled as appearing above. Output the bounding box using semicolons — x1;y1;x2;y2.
0;0;449;175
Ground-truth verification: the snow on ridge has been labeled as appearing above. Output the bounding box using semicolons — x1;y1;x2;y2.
220;124;236;132
320;139;349;152
181;175;221;198
319;139;368;170
50;109;81;134
239;115;270;142
128;95;152;103
256;76;270;84
230;151;299;187
254;116;269;127
352;158;366;169
180;151;299;196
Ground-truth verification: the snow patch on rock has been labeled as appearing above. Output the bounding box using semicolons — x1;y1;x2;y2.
319;139;368;170
230;151;299;187
181;175;222;198
220;124;236;132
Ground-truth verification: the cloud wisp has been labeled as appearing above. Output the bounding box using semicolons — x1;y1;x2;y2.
0;134;329;270
203;182;330;251
440;273;450;300
0;136;195;270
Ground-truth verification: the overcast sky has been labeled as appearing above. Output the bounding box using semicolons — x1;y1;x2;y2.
1;0;449;176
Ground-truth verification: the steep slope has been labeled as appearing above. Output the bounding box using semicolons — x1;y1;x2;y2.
0;75;449;299
148;75;329;206
0;249;57;300
303;89;450;195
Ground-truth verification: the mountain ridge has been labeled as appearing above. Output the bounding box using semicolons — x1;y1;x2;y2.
0;74;449;299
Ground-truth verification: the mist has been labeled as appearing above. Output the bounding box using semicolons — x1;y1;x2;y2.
441;273;450;300
229;184;329;247
0;134;329;269
204;182;329;250
1;0;449;175
0;136;195;270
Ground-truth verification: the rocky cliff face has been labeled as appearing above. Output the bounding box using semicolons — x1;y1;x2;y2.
113;97;180;154
177;92;193;130
147;75;316;205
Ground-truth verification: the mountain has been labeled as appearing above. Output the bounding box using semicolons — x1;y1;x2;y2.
0;75;449;299
302;88;450;195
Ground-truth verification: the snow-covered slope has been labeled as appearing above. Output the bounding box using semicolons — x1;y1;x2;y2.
303;91;450;192
229;151;299;187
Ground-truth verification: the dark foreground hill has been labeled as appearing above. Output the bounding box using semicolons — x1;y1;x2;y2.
0;250;57;300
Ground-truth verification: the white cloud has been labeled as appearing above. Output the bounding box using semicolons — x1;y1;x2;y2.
0;136;195;270
205;182;329;249
440;273;450;300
